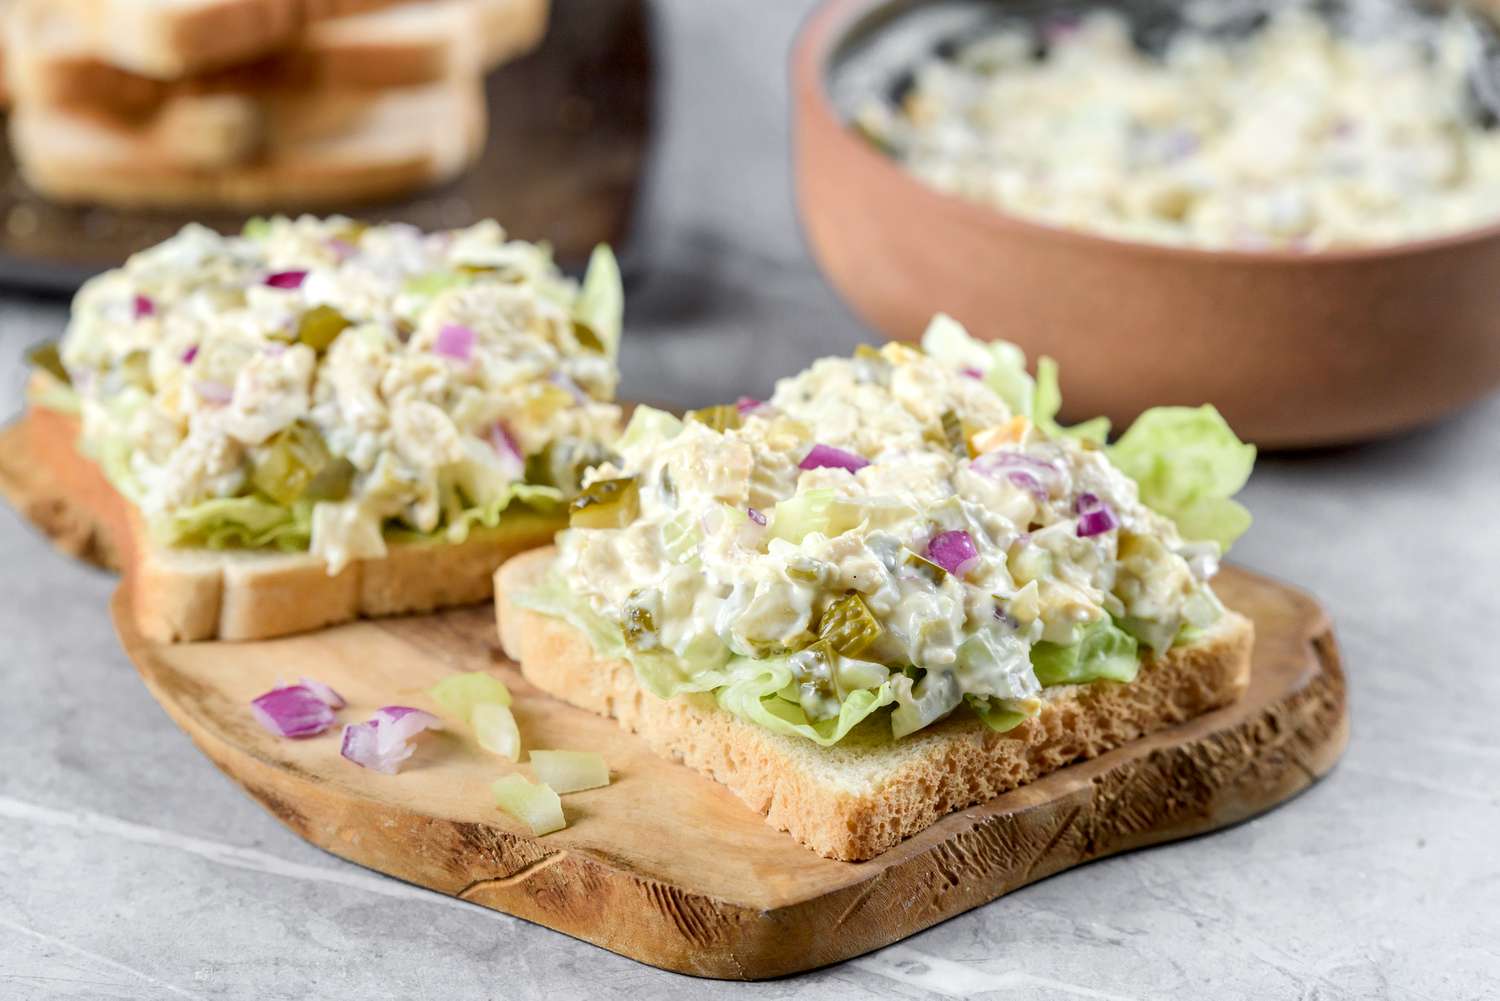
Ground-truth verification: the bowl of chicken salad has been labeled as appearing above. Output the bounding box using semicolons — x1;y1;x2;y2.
793;0;1500;447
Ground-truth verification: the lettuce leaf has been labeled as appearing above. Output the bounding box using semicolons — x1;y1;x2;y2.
965;694;1030;733
156;496;313;551
574;245;624;358
1109;405;1256;550
1030;619;1140;687
716;656;896;747
1033;356;1111;446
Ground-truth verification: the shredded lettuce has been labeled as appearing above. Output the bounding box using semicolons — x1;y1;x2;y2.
890;668;962;738
618;405;683;452
574;245;624;357
1109;405;1256;550
1034;356;1111;446
1030;619;1140;687
965;694;1030;733
920;313;1034;416
157;496;313;551
716;656;896;747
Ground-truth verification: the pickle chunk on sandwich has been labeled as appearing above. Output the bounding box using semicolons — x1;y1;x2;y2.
497;315;1255;860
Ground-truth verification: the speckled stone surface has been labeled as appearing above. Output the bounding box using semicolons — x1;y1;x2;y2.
2;3;1498;999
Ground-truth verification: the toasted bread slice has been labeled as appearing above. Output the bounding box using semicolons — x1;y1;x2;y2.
4;0;546;122
21;402;563;643
495;547;1254;860
10;79;486;209
40;0;409;79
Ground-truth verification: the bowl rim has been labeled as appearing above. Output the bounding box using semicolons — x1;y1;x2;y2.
793;0;1500;267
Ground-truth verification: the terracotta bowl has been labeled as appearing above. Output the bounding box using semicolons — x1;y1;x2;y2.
792;0;1500;447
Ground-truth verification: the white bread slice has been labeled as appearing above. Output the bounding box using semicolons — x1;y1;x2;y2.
496;547;1254;860
9;79;487;209
22;402;564;643
42;0;410;79
4;0;545;121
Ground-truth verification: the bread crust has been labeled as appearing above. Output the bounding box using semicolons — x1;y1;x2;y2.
44;0;406;79
495;547;1254;860
9;79;486;209
21;404;563;642
5;0;548;124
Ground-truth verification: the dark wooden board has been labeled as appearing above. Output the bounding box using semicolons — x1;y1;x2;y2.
0;415;1349;980
0;0;656;293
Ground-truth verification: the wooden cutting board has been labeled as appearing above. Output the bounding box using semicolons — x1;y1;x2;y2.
0;415;1349;980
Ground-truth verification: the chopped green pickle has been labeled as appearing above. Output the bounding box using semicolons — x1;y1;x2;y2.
120;350;152;390
302;456;355;502
525;439;617;494
903;549;949;584
26;343;70;384
940;409;969;457
817;591;883;658
686;404;742;432
296;305;351;352
569;476;640;529
572;320;606;353
251;423;344;506
622;596;657;650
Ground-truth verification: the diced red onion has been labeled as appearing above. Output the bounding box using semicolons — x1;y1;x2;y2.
972;451;1063;495
799;443;869;474
264;270;308;290
960;366;984;380
488;421;525;478
736;396;766;416
298;677;346;710
251;685;335;739
433;323;475;362
1075;492;1119;537
1007;470;1046;501
747;507;767;526
328;238;357;262
134;295;156;319
926;529;980;579
181;345;198;364
340;706;443;775
195;380;233;405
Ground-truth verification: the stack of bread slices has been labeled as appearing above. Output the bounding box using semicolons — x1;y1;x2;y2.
0;0;549;209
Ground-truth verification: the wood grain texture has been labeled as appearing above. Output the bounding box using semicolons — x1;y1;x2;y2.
1;416;1350;980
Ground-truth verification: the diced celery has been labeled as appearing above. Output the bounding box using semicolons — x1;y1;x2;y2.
770;489;834;543
428;672;512;721
529;750;610;793
474;702;522;762
492;774;565;835
661;508;702;564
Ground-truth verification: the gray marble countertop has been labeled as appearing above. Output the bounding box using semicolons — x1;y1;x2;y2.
2;3;1498;999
